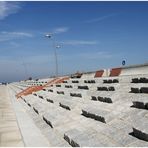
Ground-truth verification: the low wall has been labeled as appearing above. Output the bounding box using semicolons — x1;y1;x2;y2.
120;63;148;76
81;72;96;79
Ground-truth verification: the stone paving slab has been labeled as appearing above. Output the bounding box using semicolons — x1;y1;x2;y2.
21;99;70;147
8;86;51;147
0;85;24;147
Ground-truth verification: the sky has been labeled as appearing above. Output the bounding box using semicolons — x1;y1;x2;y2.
0;1;148;82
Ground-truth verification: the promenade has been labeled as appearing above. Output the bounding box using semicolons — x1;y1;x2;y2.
0;85;50;147
0;85;24;146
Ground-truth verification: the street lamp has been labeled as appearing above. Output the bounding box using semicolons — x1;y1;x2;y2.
45;33;59;77
45;33;52;38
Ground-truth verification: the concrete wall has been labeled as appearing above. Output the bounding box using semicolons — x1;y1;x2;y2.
81;72;95;79
79;63;148;79
120;63;148;76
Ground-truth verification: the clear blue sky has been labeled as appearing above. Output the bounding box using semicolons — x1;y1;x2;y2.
0;1;148;82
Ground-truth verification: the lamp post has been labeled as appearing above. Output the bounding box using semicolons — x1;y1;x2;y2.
45;33;60;77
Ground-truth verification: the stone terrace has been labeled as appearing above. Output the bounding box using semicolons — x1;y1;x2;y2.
3;63;148;146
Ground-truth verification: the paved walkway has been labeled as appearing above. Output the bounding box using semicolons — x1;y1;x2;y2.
0;85;24;147
8;86;50;147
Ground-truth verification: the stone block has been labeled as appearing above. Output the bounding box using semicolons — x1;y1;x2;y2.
64;129;80;147
90;80;95;83
43;116;53;128
81;110;89;117
64;129;107;147
81;108;107;123
71;139;80;147
46;98;54;103
132;78;139;83
27;103;31;107
94;115;105;123
139;77;148;83
70;93;82;98
140;87;148;93
108;80;112;83
133;128;148;141
89;112;96;119
145;103;148;109
84;80;95;83
48;89;53;92
91;95;112;103
103;80;108;83
78;86;89;90
33;103;46;115
103;79;118;83
59;103;70;110
33;107;39;114
72;80;79;83
132;77;148;83
132;101;145;109
64;134;71;145
113;79;119;83
104;97;112;103
65;85;72;88
97;87;108;91
39;95;44;99
97;96;104;102
108;86;115;91
91;96;97;101
57;91;64;95
131;87;140;93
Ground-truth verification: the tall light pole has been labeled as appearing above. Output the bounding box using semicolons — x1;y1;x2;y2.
45;33;60;77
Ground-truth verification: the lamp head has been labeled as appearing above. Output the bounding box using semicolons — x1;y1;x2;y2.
45;33;52;38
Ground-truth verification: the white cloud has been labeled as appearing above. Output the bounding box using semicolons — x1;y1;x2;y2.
0;2;21;20
85;14;116;23
53;27;69;34
0;31;33;42
61;40;98;46
1;31;33;37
